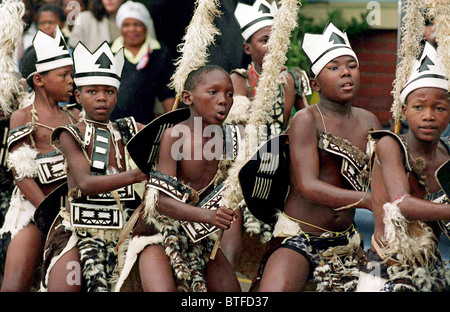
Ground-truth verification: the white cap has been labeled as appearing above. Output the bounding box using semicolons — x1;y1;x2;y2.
116;1;151;31
302;21;358;77
234;0;277;42
32;26;73;74
73;41;124;89
400;41;448;103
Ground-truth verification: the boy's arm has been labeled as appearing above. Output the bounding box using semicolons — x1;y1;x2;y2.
8;110;46;207
155;128;234;229
289;110;371;209
376;136;450;221
59;130;147;196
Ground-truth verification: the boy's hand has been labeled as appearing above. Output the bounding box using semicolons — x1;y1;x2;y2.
212;206;236;230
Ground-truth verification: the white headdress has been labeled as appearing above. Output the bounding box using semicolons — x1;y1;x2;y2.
116;1;151;31
73;41;124;89
301;21;358;77
32;26;73;75
400;41;448;103
234;0;278;42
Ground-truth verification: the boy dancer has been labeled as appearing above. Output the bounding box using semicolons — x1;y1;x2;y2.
40;41;147;292
256;22;381;292
115;65;242;292
0;26;79;291
223;0;312;269
360;41;450;292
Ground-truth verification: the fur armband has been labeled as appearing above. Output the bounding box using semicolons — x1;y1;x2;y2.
7;144;39;180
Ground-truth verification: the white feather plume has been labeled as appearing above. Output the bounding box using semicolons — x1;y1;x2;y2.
0;0;27;116
168;0;221;96
221;0;301;209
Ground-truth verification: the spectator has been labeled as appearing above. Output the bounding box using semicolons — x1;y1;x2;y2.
69;0;154;51
110;1;174;124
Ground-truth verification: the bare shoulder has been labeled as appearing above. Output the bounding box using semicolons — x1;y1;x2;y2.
290;106;319;138
9;106;32;129
291;105;317;126
375;134;403;159
352;106;381;129
230;72;248;96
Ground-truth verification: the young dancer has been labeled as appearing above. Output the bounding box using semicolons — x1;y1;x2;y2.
255;22;381;292
0;26;79;291
115;65;242;292
40;41;146;292
359;41;449;292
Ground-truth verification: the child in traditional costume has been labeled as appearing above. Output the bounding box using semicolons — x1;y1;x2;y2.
254;22;381;292
359;41;450;292
39;41;147;292
221;0;312;270
114;65;242;292
0;26;80;291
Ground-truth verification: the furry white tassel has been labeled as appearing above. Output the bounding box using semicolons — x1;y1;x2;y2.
381;197;439;268
7;144;39;180
168;0;221;96
143;186;159;225
0;0;27;116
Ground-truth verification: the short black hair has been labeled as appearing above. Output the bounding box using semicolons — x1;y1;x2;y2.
20;48;49;89
20;48;38;89
37;3;66;22
183;65;228;91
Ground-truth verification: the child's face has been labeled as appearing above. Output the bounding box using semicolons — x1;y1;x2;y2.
244;26;271;69
39;65;73;102
75;85;118;122
37;11;65;36
403;87;449;142
312;55;360;104
182;69;234;126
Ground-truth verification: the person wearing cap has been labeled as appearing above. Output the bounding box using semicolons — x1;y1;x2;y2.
110;0;175;124
39;41;147;292
68;0;156;52
0;26;81;292
360;41;450;292
221;0;312;271
254;22;381;292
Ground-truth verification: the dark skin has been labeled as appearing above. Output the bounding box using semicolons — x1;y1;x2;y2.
46;84;147;291
120;17;175;112
371;87;450;252
230;26;304;128
138;69;241;292
1;65;80;292
258;55;381;292
225;26;305;269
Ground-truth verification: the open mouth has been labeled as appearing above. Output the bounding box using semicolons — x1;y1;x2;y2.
341;82;354;90
217;111;227;120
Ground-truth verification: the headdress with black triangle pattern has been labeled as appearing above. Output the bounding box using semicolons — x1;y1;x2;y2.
301;21;358;77
73;41;125;89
